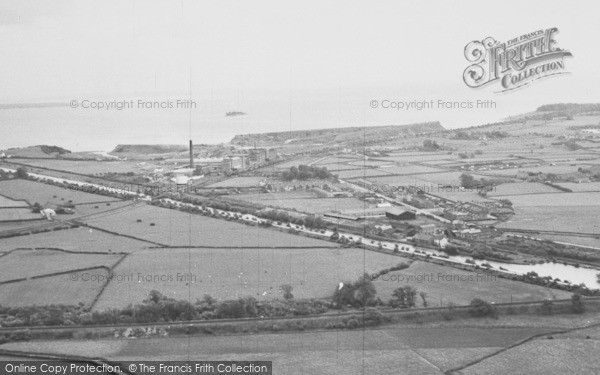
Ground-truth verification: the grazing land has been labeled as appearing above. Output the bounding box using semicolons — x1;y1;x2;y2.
460;338;600;375
84;204;336;247
0;249;121;282
93;247;401;310
498;206;600;234
0;269;109;307
206;177;267;187
0;324;565;374
0;227;152;253
0;179;118;205
372;261;571;306
231;193;368;213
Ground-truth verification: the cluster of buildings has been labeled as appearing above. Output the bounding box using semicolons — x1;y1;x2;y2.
167;142;277;184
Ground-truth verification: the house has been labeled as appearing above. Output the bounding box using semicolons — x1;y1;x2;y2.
418;224;436;235
385;208;416;221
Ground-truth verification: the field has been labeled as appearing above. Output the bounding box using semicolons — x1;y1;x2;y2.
84;204;336;247
0;195;29;207
494;192;600;207
427;189;497;203
488;182;562;196
372;261;571;306
555;182;600;192
6;159;152;175
206;177;267;187
375;165;447;175
0;249;122;282
0;227;153;253
0;269;108;307
365;171;468;187
93;247;403;310
0;325;561;374
271;156;325;169
0;179;118;205
319;163;365;172
497;206;600;234
0;208;41;221
536;234;600;249
460;338;600;375
230;192;369;213
313;155;362;165
335;168;391;179
346;160;394;167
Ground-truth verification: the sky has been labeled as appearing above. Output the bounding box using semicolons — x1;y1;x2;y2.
0;0;599;150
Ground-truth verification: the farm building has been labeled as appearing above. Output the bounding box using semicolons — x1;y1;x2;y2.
385;208;416;221
418;224;437;235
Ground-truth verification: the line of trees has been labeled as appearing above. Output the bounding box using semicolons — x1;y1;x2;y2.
281;165;334;181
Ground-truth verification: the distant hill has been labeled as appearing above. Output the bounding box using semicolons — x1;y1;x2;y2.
231;122;444;147
536;103;600;113
3;145;71;158
110;144;188;155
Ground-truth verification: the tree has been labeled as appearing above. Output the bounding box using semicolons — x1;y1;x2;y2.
460;173;476;188
31;202;43;213
353;273;377;306
333;274;377;308
391;287;406;307
422;139;439;150
280;284;294;300
404;286;418;307
15;167;28;179
145;290;166;304
571;293;584;314
391;286;417;308
468;298;497;318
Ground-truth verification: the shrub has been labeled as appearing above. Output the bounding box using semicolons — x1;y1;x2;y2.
468;298;497;318
364;308;383;326
346;318;360;329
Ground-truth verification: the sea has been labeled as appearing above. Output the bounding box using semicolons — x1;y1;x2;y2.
0;87;539;152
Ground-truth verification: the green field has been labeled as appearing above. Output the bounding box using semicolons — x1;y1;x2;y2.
0;269;108;307
488;182;562;196
460;338;600;375
0;179;118;205
0;227;153;253
0;249;121;282
372;261;571;306
0;195;29;207
365;171;467;187
84;204;335;247
0;208;41;221
496;192;600;207
335;168;391;179
206;177;267;187
230;193;369;213
6;159;153;175
93;247;401;310
376;165;447;175
497;206;600;234
0;325;560;374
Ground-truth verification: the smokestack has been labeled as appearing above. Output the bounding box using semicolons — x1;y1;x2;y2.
189;140;194;170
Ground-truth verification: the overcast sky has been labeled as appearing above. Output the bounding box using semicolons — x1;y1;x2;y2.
1;0;599;149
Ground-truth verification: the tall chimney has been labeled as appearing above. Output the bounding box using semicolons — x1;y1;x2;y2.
189;140;194;170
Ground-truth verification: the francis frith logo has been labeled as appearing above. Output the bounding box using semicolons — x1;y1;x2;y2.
463;28;572;92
